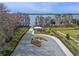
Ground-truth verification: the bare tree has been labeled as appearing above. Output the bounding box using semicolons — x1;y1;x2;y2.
0;3;17;51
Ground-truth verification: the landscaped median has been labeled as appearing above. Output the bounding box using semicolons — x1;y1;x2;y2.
34;26;79;56
0;27;29;56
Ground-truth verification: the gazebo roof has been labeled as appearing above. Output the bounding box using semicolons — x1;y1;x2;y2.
34;26;42;29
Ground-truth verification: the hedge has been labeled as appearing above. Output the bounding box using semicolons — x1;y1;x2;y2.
0;27;29;56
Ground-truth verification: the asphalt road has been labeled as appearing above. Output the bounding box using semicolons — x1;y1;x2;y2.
11;28;72;56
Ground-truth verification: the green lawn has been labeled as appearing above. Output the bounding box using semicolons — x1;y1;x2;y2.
51;27;79;41
60;30;79;40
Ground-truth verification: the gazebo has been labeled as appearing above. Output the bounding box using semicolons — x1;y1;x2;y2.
34;26;42;30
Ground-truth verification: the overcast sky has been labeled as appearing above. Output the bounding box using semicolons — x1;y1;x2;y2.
2;2;79;14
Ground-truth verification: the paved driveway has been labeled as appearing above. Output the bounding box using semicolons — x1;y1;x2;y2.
11;28;72;56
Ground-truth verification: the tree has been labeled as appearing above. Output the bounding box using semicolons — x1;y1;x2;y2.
51;19;55;25
0;3;17;51
73;18;79;25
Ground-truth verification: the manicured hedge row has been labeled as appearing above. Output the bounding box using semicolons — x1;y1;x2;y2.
52;30;79;56
0;27;29;56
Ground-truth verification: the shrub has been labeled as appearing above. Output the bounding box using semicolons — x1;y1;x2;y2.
66;33;70;40
77;34;79;40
